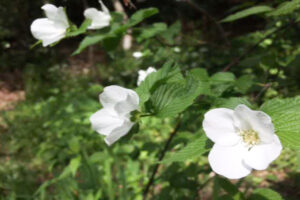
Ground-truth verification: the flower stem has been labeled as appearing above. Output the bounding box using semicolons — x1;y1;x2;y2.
142;117;182;200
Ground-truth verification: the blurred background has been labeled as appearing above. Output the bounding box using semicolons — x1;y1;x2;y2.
0;0;300;199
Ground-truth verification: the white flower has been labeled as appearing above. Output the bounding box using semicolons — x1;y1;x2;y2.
84;0;111;30
137;67;157;86
133;51;143;58
30;4;69;47
90;85;139;146
203;104;282;179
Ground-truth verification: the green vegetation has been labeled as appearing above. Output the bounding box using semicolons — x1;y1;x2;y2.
0;0;300;199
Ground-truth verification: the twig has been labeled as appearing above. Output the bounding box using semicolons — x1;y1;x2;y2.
183;0;230;46
223;20;298;71
254;83;271;102
142;117;182;200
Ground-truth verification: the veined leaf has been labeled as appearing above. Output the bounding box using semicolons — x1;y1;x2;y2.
150;75;204;118
261;96;300;149
161;134;211;163
136;60;183;105
221;6;273;23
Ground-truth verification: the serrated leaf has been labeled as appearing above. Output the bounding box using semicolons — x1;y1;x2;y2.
187;68;211;95
261;97;300;149
150;75;202;117
248;188;282;200
221;6;273;23
161;134;212;163
136;60;183;105
267;0;300;17
127;8;159;27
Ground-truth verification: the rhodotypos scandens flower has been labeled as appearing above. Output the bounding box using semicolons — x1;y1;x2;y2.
137;67;157;86
90;86;139;145
203;104;282;179
84;0;111;30
30;4;69;47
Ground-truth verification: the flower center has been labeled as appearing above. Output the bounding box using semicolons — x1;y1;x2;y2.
239;129;260;147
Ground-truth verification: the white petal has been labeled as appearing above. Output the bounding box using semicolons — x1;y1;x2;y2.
244;135;282;170
234;105;275;143
203;108;240;146
98;0;110;14
208;143;252;179
42;4;69;28
84;8;111;30
104;119;134;146
100;85;139;114
137;67;157;86
30;18;66;47
146;67;157;74
90;108;123;136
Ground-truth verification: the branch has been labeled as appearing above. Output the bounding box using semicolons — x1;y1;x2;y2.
142;117;181;200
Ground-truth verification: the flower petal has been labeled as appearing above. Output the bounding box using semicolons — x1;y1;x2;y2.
104;119;134;146
244;135;282;170
84;8;111;30
137;67;157;86
42;4;69;28
30;18;66;46
100;85;139;114
234;105;275;143
90;108;124;136
203;108;240;146
208;143;252;179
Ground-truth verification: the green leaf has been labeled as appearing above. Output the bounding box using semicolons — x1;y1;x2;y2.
267;0;300;17
127;8;159;27
150;75;202;117
234;75;254;94
72;23;127;55
67;19;91;37
261;96;300;149
162;134;212;163
210;72;236;96
221;6;273;23
136;60;183;105
214;97;252;109
72;35;105;55
137;23;167;42
160;21;181;44
217;177;244;200
248;188;282;200
187;68;211;95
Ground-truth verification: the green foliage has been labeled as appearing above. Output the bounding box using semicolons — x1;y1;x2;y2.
126;7;159;27
267;0;300;17
73;8;159;55
162;133;211;163
248;188;282;200
261;97;300;149
221;6;273;23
